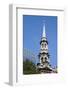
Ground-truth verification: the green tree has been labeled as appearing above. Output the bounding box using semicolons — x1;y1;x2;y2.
23;59;39;75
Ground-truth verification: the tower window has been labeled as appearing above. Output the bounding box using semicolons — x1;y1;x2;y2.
41;43;46;48
45;57;47;61
42;44;44;48
41;57;45;63
45;44;46;48
41;57;43;60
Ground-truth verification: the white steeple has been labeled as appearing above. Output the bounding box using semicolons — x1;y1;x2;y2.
42;23;46;37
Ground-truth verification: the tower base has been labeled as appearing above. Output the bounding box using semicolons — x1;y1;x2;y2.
37;63;57;73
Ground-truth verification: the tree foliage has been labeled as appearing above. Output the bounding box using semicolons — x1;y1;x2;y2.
23;59;39;75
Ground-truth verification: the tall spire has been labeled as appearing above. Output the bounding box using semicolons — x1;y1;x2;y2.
42;23;46;37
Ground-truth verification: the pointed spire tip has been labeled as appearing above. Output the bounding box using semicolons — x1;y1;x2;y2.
42;23;46;37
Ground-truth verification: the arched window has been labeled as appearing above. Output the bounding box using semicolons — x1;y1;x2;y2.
41;57;43;63
42;44;44;48
45;57;47;61
45;44;46;48
41;57;43;60
41;57;46;63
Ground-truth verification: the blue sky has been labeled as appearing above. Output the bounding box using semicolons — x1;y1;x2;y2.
23;15;57;68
